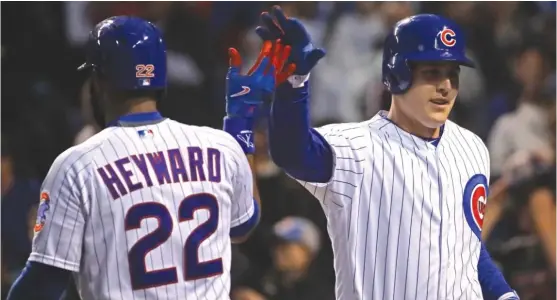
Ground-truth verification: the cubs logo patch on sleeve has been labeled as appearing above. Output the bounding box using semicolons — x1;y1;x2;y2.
462;174;488;240
34;192;51;233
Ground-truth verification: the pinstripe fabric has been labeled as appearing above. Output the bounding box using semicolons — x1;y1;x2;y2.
29;119;253;300
294;111;489;300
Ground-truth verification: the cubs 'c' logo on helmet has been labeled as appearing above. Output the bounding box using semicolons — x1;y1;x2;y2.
462;174;487;240
440;28;456;47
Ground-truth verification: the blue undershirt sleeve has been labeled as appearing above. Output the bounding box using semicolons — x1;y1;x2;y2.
7;261;70;300
268;82;334;183
478;241;515;300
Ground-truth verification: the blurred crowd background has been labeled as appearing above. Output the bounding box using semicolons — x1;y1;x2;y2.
1;2;556;300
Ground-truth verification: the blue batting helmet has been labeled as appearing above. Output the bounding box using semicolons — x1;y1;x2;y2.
382;14;475;94
78;16;167;90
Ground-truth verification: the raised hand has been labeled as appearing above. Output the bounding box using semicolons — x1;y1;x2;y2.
226;41;274;119
224;41;295;153
248;40;296;86
255;5;325;75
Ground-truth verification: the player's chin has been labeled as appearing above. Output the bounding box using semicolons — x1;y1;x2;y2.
425;110;450;127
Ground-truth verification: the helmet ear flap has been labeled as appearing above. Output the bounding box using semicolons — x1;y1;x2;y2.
393;58;412;94
382;34;413;95
382;38;398;93
386;55;412;94
385;68;401;94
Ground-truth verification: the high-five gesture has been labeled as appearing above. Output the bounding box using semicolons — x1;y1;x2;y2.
255;5;325;75
224;40;295;153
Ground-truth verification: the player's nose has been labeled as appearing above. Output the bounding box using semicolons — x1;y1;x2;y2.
437;78;452;96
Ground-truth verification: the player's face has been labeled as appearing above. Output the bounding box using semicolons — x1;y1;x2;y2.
400;62;460;128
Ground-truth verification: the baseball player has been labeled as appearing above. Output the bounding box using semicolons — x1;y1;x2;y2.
7;16;293;300
249;6;520;300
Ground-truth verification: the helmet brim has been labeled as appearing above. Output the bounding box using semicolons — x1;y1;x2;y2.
406;50;475;68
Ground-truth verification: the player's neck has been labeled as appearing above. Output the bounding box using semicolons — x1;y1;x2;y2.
106;98;158;124
387;106;440;139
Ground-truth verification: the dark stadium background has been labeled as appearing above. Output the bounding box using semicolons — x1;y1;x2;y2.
1;2;555;299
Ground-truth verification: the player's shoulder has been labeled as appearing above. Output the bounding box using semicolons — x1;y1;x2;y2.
56;127;121;170
76;126;119;151
361;111;399;137
171;120;240;145
315;121;369;140
167;119;245;156
46;132;109;181
446;119;488;153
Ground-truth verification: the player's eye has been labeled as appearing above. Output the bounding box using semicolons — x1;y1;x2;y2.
449;67;461;78
450;72;460;89
422;66;460;81
422;69;441;79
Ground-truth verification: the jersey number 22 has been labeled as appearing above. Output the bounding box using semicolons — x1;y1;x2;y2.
124;193;222;290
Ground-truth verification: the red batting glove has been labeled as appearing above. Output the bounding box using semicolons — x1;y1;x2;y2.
247;40;296;86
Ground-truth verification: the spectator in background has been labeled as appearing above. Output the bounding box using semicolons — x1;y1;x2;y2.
484;47;555;245
483;59;555;298
313;2;385;123
313;2;416;123
487;46;554;177
488;2;527;52
483;146;556;298
1;136;41;298
482;2;556;132
232;217;334;300
234;121;334;287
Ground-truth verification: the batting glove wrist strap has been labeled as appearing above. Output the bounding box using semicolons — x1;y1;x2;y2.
287;73;310;88
276;77;310;104
223;116;255;154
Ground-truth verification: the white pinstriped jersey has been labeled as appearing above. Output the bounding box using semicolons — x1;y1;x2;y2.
297;111;489;300
30;117;255;300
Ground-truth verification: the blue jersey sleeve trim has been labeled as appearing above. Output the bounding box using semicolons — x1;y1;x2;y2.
230;198;260;238
7;261;70;300
478;242;514;300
